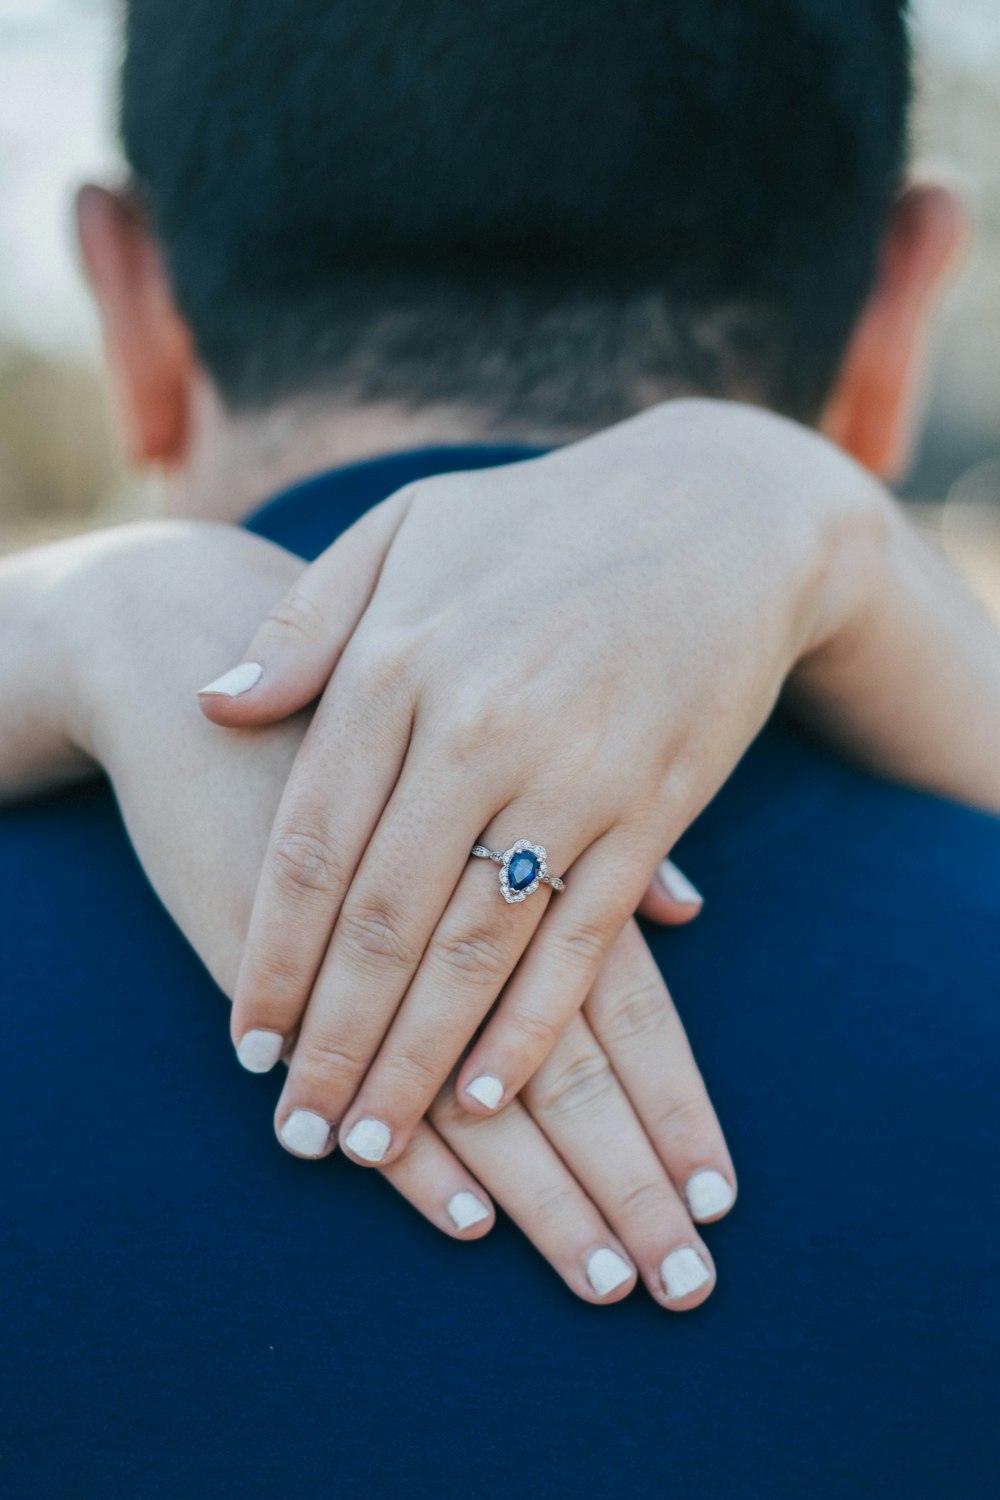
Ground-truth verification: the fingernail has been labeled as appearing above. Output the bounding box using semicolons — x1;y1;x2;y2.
197;661;263;698
344;1117;392;1162
586;1247;633;1298
685;1168;735;1221
447;1190;491;1231
235;1028;284;1074
660;1246;711;1300
466;1074;504;1110
279;1109;331;1158
658;859;703;906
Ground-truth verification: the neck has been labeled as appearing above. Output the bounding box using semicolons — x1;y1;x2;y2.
162;380;558;524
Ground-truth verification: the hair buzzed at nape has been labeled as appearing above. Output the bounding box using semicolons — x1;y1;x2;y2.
121;0;911;428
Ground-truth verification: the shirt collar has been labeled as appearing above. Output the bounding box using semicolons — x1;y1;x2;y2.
244;443;542;561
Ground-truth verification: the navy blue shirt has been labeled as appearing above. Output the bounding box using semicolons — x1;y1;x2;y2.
4;449;999;1498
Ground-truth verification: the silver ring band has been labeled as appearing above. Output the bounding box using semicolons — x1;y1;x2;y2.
471;839;566;904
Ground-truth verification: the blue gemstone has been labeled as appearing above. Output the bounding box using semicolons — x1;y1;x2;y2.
508;850;539;892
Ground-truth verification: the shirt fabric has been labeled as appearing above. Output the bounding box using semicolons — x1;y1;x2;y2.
3;447;999;1498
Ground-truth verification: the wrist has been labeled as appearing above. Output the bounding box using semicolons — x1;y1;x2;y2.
794;448;891;665
641;397;891;665
51;523;199;773
62;520;304;778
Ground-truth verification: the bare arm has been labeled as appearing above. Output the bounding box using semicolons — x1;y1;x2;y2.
789;494;1000;812
185;399;1000;1174
0;518;743;1310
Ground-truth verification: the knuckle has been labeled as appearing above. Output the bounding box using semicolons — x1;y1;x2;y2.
443;694;518;762
531;1050;616;1119
294;1032;368;1093
337;898;417;973
380;1044;442;1098
507;1004;562;1055
240;948;310;1011
347;637;412;703
596;981;668;1047
558;729;613;784
529;1178;585;1226
263;587;328;648
616;1176;671;1222
650;1093;708;1145
271;822;344;897
431;924;512;985
548;918;612;971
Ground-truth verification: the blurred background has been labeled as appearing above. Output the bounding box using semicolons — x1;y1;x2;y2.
1;0;998;605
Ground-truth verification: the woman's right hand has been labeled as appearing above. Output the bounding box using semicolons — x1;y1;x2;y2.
42;518;736;1308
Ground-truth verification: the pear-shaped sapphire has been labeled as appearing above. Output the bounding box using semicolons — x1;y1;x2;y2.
508;850;540;892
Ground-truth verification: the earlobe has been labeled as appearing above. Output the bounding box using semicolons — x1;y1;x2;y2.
75;183;194;466
821;183;969;481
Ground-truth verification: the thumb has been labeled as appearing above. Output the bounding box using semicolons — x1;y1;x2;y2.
196;486;412;726
636;858;704;927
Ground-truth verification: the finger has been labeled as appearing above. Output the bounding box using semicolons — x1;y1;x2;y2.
523;1013;717;1310
430;1088;638;1305
456;830;646;1113
273;752;499;1161
196;487;413;725
334;804;604;1166
335;833;556;1164
635;857;705;926
230;644;413;1080
377;1117;496;1240
245;1046;497;1240
585;920;737;1224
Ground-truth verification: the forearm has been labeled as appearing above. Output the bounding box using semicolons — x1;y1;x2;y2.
68;522;305;992
792;493;1000;815
0;520;305;992
0;539;102;797
650;400;1000;816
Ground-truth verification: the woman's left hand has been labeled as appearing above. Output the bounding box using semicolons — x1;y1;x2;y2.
198;399;880;1166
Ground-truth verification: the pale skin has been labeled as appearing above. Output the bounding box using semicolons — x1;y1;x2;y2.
179;183;999;1168
0;520;731;1308
2;177;997;1310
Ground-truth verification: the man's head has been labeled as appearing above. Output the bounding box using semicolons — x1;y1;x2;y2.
78;0;965;510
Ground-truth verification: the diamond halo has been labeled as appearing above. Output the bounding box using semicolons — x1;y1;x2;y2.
498;839;548;904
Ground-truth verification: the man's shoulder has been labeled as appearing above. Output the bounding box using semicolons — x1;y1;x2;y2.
0;780;204;991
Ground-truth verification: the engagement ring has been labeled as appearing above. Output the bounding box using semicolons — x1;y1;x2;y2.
471;839;566;904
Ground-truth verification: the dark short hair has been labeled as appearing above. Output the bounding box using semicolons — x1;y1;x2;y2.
121;0;911;427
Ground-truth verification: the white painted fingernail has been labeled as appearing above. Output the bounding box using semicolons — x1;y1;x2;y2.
345;1117;392;1162
466;1074;504;1110
236;1028;284;1074
279;1109;331;1158
660;1246;711;1300
685;1169;735;1221
586;1247;633;1298
197;661;263;698
658;859;703;906
447;1190;491;1231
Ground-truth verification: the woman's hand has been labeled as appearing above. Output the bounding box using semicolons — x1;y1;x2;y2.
17;517;735;1309
200;399;882;1167
394;919;736;1310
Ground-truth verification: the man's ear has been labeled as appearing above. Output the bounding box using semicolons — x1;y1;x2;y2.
821;183;969;481
75;183;195;466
